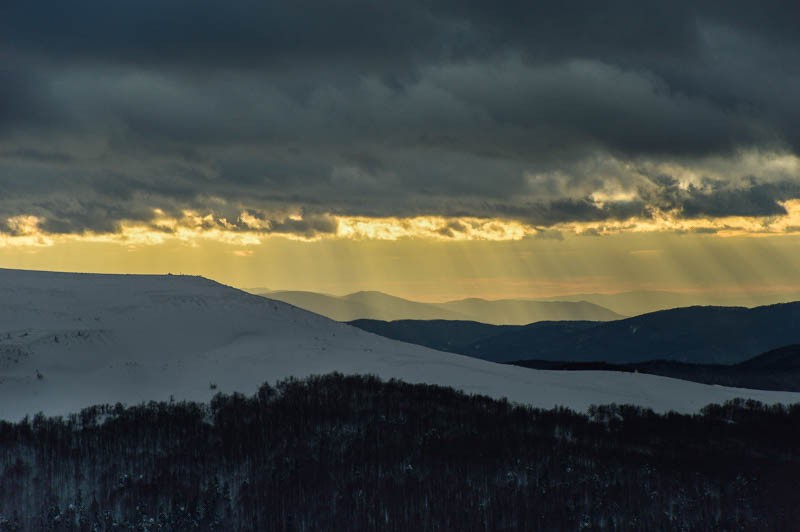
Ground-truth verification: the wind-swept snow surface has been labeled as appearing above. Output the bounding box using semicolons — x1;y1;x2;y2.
0;268;798;419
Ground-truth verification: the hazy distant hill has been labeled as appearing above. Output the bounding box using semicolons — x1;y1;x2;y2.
263;291;467;321
435;298;622;324
260;290;622;324
258;290;468;321
534;290;800;317
352;303;800;365
512;345;800;392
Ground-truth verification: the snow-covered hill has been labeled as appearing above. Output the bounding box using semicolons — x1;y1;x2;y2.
1;268;799;419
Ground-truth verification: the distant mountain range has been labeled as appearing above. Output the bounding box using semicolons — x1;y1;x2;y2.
351;302;800;365
255;290;623;325
532;290;800;317
511;345;800;392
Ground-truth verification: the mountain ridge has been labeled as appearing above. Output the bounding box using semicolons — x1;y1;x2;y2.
260;289;623;324
532;290;800;316
351;302;800;365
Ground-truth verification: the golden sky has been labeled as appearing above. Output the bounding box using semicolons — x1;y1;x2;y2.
3;205;800;302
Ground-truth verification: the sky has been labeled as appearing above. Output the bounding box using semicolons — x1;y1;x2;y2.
1;1;800;301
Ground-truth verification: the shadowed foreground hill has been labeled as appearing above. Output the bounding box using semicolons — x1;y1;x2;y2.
737;344;800;370
1;374;799;530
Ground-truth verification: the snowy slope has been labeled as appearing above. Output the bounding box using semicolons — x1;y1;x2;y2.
0;268;799;420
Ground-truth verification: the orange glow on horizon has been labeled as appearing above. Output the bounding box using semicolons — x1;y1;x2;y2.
3;199;800;249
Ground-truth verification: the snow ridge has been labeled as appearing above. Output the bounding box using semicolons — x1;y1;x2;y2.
1;267;799;419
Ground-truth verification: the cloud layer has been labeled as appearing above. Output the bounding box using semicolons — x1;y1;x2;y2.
1;1;799;238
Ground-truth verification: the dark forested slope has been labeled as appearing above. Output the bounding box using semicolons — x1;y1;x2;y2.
2;374;800;530
350;319;599;362
512;344;800;392
352;302;800;364
348;319;520;354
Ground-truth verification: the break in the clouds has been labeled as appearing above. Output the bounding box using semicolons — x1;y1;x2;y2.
1;1;799;238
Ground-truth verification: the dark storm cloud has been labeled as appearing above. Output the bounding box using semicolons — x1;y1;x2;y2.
0;1;450;71
0;1;799;235
0;61;54;132
4;1;793;68
500;198;648;227
32;200;150;235
263;214;338;238
641;177;800;219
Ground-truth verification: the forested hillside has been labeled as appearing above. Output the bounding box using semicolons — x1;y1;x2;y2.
512;345;800;392
353;303;800;364
1;374;799;530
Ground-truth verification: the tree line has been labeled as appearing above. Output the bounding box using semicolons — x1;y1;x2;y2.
1;373;799;530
